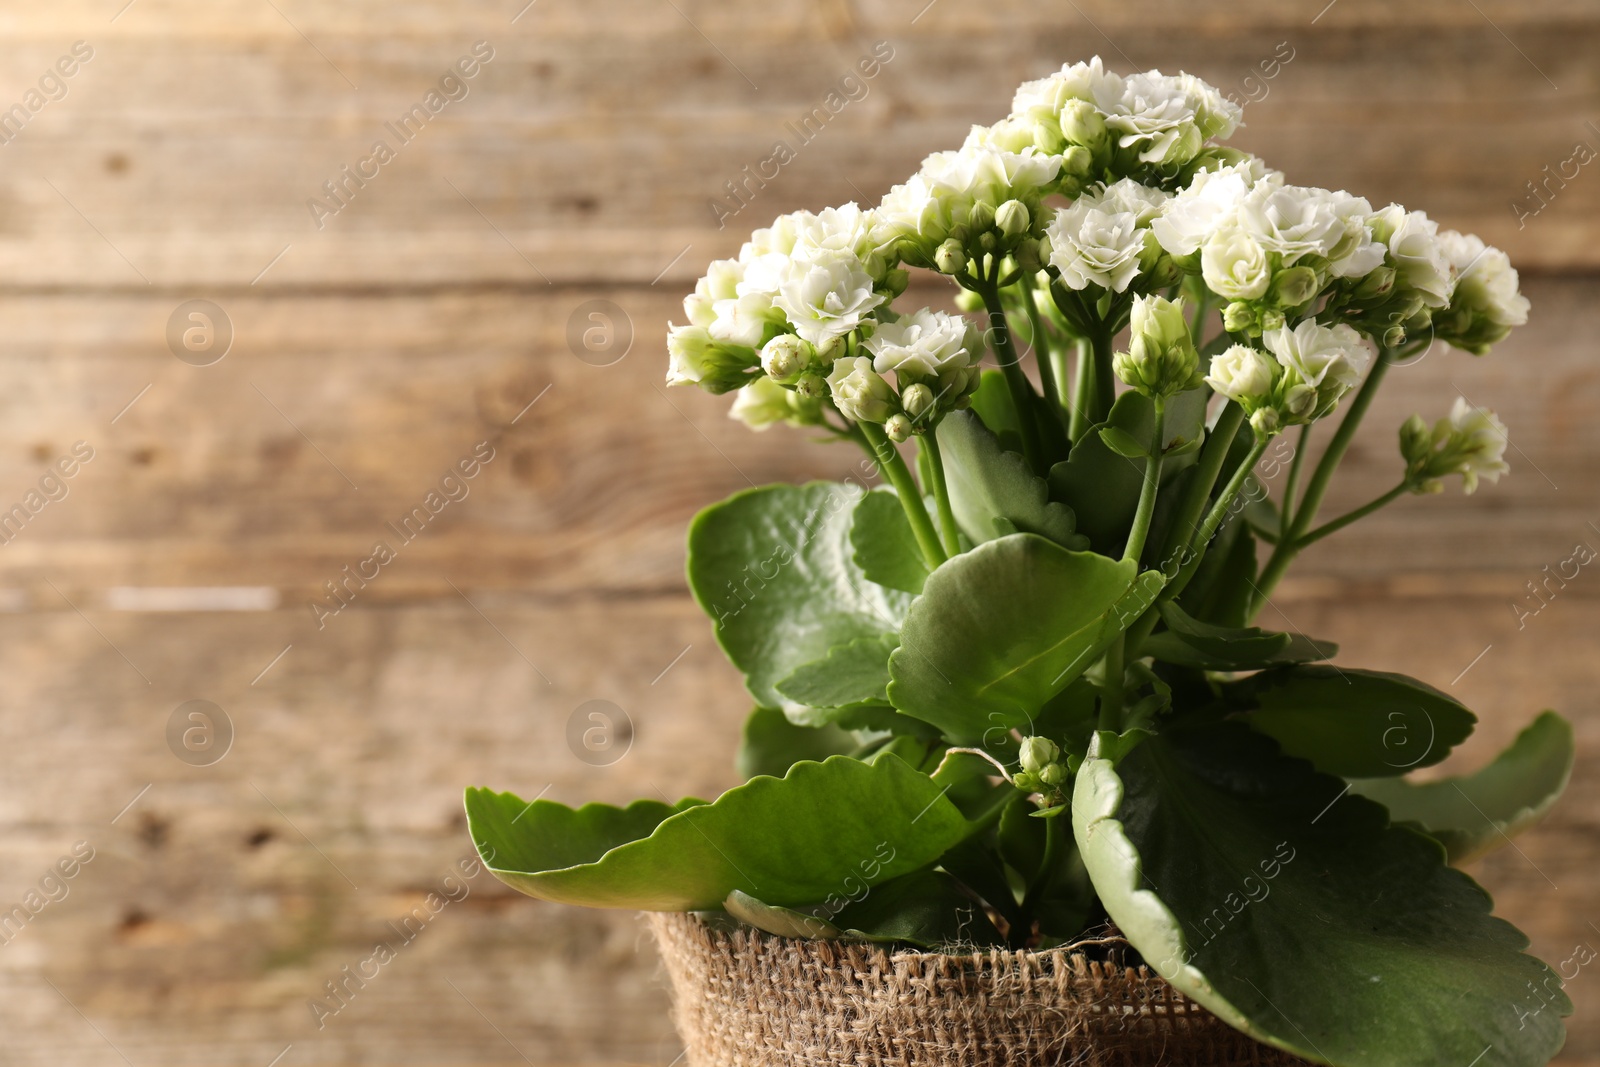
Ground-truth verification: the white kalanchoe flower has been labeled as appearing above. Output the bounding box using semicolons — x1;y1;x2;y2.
877;140;1061;256
1322;191;1387;279
1107;70;1240;166
1433;231;1530;354
665;323;757;392
1205;343;1279;406
1261;319;1371;421
773;249;887;346
1011;56;1125;123
1371;205;1455;309
826;355;897;424
1152;160;1277;258
865;307;980;386
1403;398;1510;494
727;376;822;431
1044;178;1169;292
1201;225;1272;300
1236;183;1348;267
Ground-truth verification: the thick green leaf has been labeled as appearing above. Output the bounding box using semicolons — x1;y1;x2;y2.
1351;711;1575;864
776;634;898;709
1180;516;1257;627
1143;600;1335;670
1074;722;1569;1067
735;706;854;780
688;483;912;708
850;488;930;595
1238;666;1476;777
829;869;1006;948
1099;425;1150;459
967;368;1023;451
1049;389;1206;554
935;410;1081;548
887;534;1163;742
467;755;971;910
725;889;842;939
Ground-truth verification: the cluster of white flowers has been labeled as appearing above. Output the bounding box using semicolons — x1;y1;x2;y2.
1205;319;1371;434
667;57;1532;462
1400;397;1510;494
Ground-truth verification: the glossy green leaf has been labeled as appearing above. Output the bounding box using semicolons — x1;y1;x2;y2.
724;889;841;939
467;755;971;910
850;488;930;595
967;368;1023;452
1099;425;1149;459
935;410;1081;547
1073;722;1569;1067
688;483;912;708
887;534;1163;742
1237;666;1476;777
1049;389;1207;554
1143;600;1335;670
776;634;898;709
1351;711;1574;864
735;706;854;780
829;869;1006;948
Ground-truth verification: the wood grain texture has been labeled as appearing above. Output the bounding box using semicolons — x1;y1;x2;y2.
0;1;1596;1063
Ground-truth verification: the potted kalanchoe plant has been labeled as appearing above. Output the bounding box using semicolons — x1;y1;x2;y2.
467;58;1577;1067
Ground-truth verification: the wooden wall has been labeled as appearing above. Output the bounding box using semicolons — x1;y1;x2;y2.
0;1;1596;1063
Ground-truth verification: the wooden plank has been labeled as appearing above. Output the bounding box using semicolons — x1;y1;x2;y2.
0;590;1593;1063
0;276;1593;604
0;4;1589;285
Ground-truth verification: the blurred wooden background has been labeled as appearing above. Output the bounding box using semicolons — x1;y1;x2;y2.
0;1;1596;1063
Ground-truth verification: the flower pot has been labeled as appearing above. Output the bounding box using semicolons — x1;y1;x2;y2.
648;911;1312;1067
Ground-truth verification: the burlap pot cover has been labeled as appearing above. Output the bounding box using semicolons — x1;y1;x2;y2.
648;911;1314;1067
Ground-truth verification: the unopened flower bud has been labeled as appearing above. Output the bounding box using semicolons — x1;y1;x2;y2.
883;268;911;297
814;335;846;363
1399;413;1432;469
901;383;936;420
1259;309;1286;333
1039;763;1068;788
1354;265;1396;300
1018;736;1061;776
794;372;826;400
1013;770;1043;793
1382;322;1408;349
759;334;811;383
1270;266;1320;308
1222;301;1255;333
934;238;967;276
968;201;996;233
884;413;913;442
826;356;895;424
995;199;1031;237
1058;99;1107;147
1013;238;1042;273
1250;407;1281;436
1115;294;1201;398
1059;145;1094;181
978;231;997;254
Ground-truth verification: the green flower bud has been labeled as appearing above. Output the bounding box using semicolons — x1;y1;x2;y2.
883;267;911;298
826;356;895;424
978;231;997;254
995;199;1031;237
1018;736;1061;775
1382;322;1408;349
884;413;913;442
1222;301;1255;333
1115;294;1202;398
901;383;936;420
1399;413;1432;471
1353;265;1396;300
1259;309;1286;333
1058;99;1107;148
794;372;827;400
1013;770;1043;793
759;334;812;384
934;238;968;276
1250;407;1282;436
968;200;996;233
1039;763;1068;788
1013;238;1042;273
1270;266;1320;309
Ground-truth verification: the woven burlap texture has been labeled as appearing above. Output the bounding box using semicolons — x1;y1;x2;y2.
648;911;1313;1067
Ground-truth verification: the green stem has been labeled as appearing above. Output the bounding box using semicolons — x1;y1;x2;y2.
1295;481;1409;549
1018;813;1066;941
1068;337;1093;442
1188;290;1213;346
1024;289;1069;438
1123;396;1166;564
1098;636;1126;732
976;282;1044;473
1167;435;1270;601
857;422;947;570
1087;324;1116;427
1153;402;1244;577
1279;423;1313;540
921;432;962;558
1253;352;1393;615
